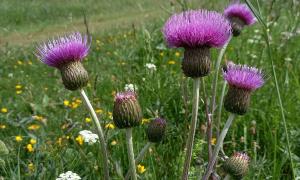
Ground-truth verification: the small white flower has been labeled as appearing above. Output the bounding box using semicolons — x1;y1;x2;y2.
250;54;257;59
79;130;99;145
284;57;292;62
145;63;157;71
247;39;255;44
125;84;138;92
56;171;81;180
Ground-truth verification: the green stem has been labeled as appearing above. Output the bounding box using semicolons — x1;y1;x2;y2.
125;142;153;180
126;128;137;180
79;89;110;180
216;81;227;138
210;37;231;114
182;77;201;180
202;113;236;180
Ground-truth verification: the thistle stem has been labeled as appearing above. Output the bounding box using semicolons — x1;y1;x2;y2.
224;174;231;180
209;38;231;167
79;89;110;179
210;37;231;114
125;142;153;180
202;113;236;180
182;77;201;180
126;128;137;180
216;82;227;139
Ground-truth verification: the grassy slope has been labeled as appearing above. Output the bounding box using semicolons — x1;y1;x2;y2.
0;0;300;179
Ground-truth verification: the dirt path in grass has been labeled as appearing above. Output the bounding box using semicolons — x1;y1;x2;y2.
0;9;164;46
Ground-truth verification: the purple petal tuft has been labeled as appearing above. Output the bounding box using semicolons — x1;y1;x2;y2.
224;3;256;25
115;91;137;103
223;63;264;90
36;32;90;68
163;10;232;48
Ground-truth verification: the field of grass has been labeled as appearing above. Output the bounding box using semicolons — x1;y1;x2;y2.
0;0;300;179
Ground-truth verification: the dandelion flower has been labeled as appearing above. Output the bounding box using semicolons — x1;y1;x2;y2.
105;123;115;129
137;164;146;174
163;10;231;77
15;136;23;142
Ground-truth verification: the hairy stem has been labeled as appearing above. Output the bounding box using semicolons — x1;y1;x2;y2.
182;77;201;180
126;128;137;180
79;89;110;179
125;142;153;180
202;113;235;180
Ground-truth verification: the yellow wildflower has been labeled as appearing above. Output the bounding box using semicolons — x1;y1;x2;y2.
0;124;6;129
142;118;150;124
28;61;33;65
211;138;217;145
111;140;117;146
168;60;176;65
16;90;22;94
75;99;82;104
159;52;164;56
28;163;34;171
111;91;116;96
75;135;84;145
26;144;34;152
17;60;23;65
95;109;103;114
1;108;8;113
15;85;22;89
57;137;63;146
27;124;40;131
85;117;92;123
137;164;146;174
63;100;70;106
30;139;37;145
105;123;115;129
32;115;44;121
15;136;23;142
175;52;180;57
71;102;79;109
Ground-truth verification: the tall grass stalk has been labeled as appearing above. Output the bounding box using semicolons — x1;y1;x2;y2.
245;0;295;178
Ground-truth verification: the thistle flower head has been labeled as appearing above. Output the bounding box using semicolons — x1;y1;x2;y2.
113;91;142;129
36;32;89;68
224;2;256;26
223;152;250;179
146;117;167;143
223;63;264;91
163;10;231;48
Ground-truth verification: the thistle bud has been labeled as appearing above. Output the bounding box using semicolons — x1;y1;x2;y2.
223;63;264;115
59;61;89;91
113;91;142;129
182;47;211;77
223;152;250;179
146;118;167;143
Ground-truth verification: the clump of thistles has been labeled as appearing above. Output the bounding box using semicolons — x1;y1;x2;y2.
223;63;264;115
163;10;231;77
113;91;142;129
223;152;250;179
224;2;256;36
146;117;167;143
36;32;90;91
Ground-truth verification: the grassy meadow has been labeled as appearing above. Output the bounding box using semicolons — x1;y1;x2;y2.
0;0;300;179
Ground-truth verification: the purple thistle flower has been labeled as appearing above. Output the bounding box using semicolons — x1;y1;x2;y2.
36;32;90;68
223;63;264;91
224;3;256;26
163;10;231;48
114;91;137;103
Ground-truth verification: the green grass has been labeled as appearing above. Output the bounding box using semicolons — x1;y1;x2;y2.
0;0;300;179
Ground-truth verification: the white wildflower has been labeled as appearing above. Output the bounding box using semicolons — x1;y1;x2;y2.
125;84;138;92
79;130;99;145
56;171;81;180
247;39;255;44
284;57;292;62
145;63;157;71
